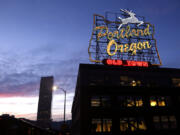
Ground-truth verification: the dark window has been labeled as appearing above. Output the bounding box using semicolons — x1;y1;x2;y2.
169;116;177;129
172;78;180;87
101;96;111;107
161;116;169;129
88;74;104;86
153;116;160;129
146;79;159;87
153;115;177;129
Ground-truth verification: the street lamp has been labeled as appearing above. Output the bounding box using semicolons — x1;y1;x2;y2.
53;85;66;123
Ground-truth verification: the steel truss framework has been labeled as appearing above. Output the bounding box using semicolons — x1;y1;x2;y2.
88;11;162;66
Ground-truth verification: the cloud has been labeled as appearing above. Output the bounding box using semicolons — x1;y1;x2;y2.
0;52;19;75
0;60;78;97
0;42;88;97
0;71;40;97
0;42;88;120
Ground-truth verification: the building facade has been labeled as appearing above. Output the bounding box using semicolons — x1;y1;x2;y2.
37;76;54;128
72;64;180;135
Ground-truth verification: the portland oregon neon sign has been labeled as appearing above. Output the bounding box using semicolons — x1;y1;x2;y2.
88;9;162;67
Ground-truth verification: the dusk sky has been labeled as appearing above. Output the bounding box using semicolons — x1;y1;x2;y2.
0;0;180;121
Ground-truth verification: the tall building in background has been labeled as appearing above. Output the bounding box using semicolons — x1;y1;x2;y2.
37;76;54;129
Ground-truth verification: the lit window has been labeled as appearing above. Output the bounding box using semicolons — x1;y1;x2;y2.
91;96;111;107
138;120;147;130
172;78;180;87
158;97;166;106
91;97;100;107
120;76;141;87
150;97;157;107
150;100;157;107
127;98;135;107
103;119;112;132
120;117;146;132
120;118;128;131
136;98;143;107
92;119;112;133
131;80;137;87
127;97;143;107
118;96;143;107
150;96;169;107
92;119;102;132
130;117;138;131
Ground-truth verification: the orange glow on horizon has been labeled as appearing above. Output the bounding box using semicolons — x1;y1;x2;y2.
0;93;74;121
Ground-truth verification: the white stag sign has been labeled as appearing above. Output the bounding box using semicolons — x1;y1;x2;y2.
118;9;144;30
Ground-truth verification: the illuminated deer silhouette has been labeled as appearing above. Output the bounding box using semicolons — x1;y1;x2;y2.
118;9;144;30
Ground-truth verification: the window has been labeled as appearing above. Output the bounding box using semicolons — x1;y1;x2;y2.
138;119;147;130
101;96;111;107
150;96;170;107
172;78;180;87
88;74;104;86
153;116;160;129
127;97;135;107
91;118;112;133
120;117;147;132
153;115;177;129
158;97;166;106
120;76;141;87
131;80;137;87
135;97;143;107
103;119;112;132
118;96;143;107
161;116;169;129
120;118;128;131
91;96;111;107
118;96;127;107
91;96;100;107
92;119;102;132
169;116;177;128
150;97;157;107
129;117;138;131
